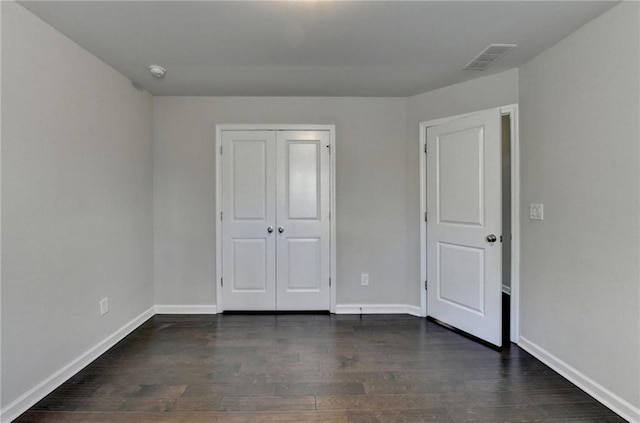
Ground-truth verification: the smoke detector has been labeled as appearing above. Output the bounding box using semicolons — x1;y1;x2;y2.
148;64;167;79
463;44;516;71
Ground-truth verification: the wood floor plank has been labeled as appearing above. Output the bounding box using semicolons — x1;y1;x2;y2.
275;382;365;396
219;395;317;412
347;408;454;423
316;393;444;411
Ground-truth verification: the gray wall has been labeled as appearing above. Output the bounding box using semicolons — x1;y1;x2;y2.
153;97;409;307
405;69;520;306
152;72;521;310
519;2;640;410
1;2;153;407
152;73;519;310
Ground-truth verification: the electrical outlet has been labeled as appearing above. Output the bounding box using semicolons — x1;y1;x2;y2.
100;297;109;316
361;273;369;286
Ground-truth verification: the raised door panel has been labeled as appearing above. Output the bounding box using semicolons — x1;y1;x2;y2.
232;141;268;220
437;127;484;226
437;242;484;315
232;239;268;291
285;238;321;291
287;142;320;220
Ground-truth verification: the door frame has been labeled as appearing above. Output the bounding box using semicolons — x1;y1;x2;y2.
215;124;337;313
418;105;520;343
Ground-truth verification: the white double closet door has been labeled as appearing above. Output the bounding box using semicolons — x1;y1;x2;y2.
221;129;331;311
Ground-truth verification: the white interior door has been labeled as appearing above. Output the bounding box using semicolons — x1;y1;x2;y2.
220;128;331;311
276;131;331;310
221;130;276;310
426;109;502;347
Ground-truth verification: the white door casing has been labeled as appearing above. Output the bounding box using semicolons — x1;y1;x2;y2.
426;109;502;347
218;126;333;311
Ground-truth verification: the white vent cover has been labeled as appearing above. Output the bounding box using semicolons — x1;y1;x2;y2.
463;44;516;71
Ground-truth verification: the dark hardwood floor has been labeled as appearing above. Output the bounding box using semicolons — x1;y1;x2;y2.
15;314;625;423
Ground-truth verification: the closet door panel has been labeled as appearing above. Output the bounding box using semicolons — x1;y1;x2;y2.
276;131;331;310
221;130;276;310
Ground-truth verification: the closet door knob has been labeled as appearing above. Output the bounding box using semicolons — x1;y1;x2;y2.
278;226;284;233
267;226;274;233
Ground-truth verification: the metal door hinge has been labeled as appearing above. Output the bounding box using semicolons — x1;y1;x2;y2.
425;280;428;290
220;211;223;221
329;277;332;287
221;278;223;287
424;143;427;154
424;212;428;222
500;235;503;243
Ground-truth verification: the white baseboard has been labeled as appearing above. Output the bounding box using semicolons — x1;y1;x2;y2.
154;304;218;314
519;336;640;423
335;304;422;317
0;306;155;423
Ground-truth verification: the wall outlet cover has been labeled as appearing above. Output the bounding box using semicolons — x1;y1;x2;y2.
100;297;109;315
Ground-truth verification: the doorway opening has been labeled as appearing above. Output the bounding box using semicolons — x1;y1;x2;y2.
501;113;511;345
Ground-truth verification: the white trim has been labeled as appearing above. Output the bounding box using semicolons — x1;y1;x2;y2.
0;307;155;423
155;305;218;314
519;336;640;423
501;104;521;344
215;125;223;313
0;2;3;412
419;122;427;318
335;304;421;317
418;104;521;343
215;124;336;313
216;124;333;132
329;129;337;313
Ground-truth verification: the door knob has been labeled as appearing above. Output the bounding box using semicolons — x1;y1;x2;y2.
267;226;274;233
486;234;497;243
278;226;284;233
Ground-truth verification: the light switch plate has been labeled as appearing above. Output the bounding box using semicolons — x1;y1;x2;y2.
530;203;544;221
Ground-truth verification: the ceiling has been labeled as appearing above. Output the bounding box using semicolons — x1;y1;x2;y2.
18;1;617;97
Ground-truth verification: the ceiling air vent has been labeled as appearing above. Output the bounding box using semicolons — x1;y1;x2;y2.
463;44;516;71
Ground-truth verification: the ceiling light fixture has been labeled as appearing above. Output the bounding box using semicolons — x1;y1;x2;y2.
148;64;167;79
